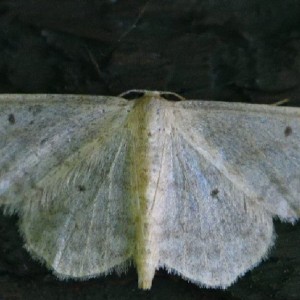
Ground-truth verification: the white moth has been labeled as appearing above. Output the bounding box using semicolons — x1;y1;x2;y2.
0;90;299;289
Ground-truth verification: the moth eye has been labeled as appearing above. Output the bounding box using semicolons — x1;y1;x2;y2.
160;92;183;101
120;90;145;100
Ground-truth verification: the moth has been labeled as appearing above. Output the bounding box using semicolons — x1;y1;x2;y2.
0;90;299;289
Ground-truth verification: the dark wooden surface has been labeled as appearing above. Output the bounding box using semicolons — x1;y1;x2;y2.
0;1;300;299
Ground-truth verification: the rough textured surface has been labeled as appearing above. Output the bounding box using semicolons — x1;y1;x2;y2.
0;1;300;299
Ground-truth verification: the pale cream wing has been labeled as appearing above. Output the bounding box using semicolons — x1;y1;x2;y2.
172;101;300;221
156;127;274;288
0;94;136;278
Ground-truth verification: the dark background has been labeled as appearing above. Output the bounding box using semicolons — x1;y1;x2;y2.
0;1;300;299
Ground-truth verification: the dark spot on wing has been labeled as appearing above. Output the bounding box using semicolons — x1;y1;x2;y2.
284;126;292;137
8;113;15;124
40;138;48;145
243;199;247;212
210;188;219;197
77;185;86;192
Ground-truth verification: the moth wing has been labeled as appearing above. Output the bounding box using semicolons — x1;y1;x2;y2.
155;100;300;287
0;94;136;277
156;126;274;288
172;101;300;221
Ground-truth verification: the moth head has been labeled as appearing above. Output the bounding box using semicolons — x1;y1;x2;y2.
119;89;185;101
